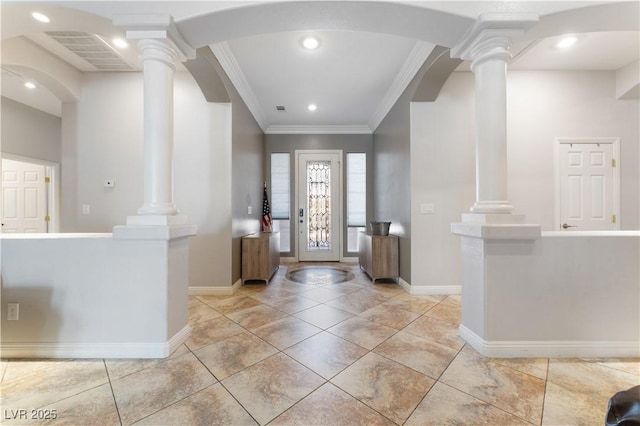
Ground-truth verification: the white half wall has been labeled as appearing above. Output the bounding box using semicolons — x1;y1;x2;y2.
1;231;194;358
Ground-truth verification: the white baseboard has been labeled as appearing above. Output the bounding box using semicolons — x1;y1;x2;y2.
397;278;461;296
189;279;242;296
340;256;358;263
280;257;297;264
0;325;192;359
459;324;640;358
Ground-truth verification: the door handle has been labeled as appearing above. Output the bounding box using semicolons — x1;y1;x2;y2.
562;223;577;229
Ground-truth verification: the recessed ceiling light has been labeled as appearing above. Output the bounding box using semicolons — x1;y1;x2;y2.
556;36;578;49
112;37;128;49
32;12;50;23
308;104;317;111
302;37;320;50
24;82;37;89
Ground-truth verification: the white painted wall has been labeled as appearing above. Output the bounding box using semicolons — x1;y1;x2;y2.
61;71;235;287
410;70;640;289
458;231;640;358
1;232;192;358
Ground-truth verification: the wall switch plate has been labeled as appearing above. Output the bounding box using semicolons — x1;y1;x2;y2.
82;204;90;215
104;180;115;188
247;206;252;215
420;203;435;214
7;303;19;321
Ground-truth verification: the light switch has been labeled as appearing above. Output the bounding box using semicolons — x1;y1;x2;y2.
82;204;90;215
104;180;115;188
420;203;435;214
247;206;252;215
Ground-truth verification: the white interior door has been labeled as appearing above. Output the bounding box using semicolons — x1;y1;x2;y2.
297;151;341;261
2;159;48;233
559;142;617;231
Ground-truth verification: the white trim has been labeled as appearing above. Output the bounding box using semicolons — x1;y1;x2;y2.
554;137;621;231
189;279;242;296
279;257;297;264
210;42;267;131
410;285;462;295
266;125;372;135
369;41;435;131
398;277;411;293
0;325;191;359
459;324;640;358
340;256;358;263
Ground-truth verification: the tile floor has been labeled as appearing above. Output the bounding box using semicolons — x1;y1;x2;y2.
1;262;638;425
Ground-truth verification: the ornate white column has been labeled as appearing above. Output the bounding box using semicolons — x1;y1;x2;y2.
451;14;538;217
137;39;179;217
113;15;196;226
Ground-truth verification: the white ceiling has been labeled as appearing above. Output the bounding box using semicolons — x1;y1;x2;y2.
1;1;638;130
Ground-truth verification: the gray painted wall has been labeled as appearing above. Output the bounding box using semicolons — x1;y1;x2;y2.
265;134;373;258
373;61;433;284
1;97;61;163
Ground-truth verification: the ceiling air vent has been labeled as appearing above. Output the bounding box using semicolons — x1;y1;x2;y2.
275;106;286;111
46;31;135;71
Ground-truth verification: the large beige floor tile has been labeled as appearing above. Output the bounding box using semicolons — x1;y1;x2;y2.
383;293;444;314
251;316;321;350
200;294;262;314
358;303;420;329
328;316;397;350
221;353;324;425
284;332;368;379
188;301;222;325
326;290;389;314
135;383;257;425
424;295;461;325
374;330;459;379
267;295;320;314
440;346;545;424
271;382;395;425
403;314;465;350
105;345;189;380
226;304;288;330
185;315;245;350
542;381;609;426
0;360;109;412
293;304;353;329
406;381;531;426
111;352;216;425
331;352;434;424
194;332;278;380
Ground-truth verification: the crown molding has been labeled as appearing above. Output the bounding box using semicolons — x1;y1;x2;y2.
368;41;435;132
265;125;372;135
209;41;268;131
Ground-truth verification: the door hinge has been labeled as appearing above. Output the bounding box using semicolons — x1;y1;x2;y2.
612;159;616;167
45;177;51;183
45;215;50;222
612;214;616;224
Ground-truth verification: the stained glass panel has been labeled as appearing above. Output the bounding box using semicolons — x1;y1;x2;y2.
306;160;331;250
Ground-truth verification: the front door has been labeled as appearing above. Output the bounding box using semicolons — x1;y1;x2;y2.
558;141;618;231
296;150;341;261
2;158;48;233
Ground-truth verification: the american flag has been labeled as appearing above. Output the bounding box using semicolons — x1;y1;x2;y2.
262;183;273;232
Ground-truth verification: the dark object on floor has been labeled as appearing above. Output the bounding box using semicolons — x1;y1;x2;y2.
606;385;640;426
286;267;354;285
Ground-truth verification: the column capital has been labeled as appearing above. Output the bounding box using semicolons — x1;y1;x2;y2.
113;14;196;61
451;13;539;64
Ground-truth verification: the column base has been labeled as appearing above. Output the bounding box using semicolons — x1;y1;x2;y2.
461;213;525;224
137;203;179;216
470;201;514;214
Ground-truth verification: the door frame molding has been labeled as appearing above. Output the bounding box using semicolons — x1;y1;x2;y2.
1;153;61;233
553;137;620;231
294;149;343;261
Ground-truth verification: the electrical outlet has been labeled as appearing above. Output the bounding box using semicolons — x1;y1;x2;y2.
104;180;115;188
7;303;19;321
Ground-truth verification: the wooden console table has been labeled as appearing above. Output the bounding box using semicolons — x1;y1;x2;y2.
358;231;399;282
242;232;280;284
